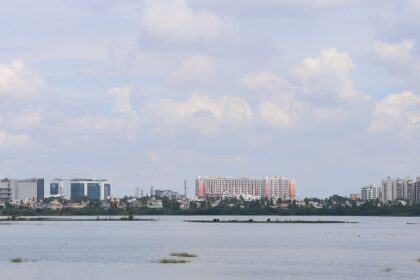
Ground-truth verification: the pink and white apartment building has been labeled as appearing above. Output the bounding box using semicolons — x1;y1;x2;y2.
196;176;297;200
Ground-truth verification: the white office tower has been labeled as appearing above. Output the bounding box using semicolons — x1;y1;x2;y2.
51;178;111;201
0;178;44;202
50;179;65;196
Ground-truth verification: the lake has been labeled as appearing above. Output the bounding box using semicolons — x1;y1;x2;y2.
0;216;419;279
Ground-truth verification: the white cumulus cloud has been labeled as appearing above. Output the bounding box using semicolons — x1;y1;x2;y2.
257;90;304;128
6;111;42;128
373;39;415;64
291;47;365;103
370;91;420;134
144;92;253;135
67;113;140;131
240;71;294;93
108;86;133;114
0;128;30;148
0;59;47;99
170;54;215;83
141;0;224;42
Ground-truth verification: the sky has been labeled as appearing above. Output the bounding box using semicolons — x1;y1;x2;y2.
0;0;419;198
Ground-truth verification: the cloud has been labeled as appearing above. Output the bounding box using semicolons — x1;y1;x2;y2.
107;43;177;76
67;113;140;132
277;0;364;10
240;71;294;93
141;0;224;42
241;48;373;128
258;100;301;127
291;48;365;104
53;86;140;133
370;91;420;134
0;117;30;148
144;92;253;135
170;54;215;83
108;86;133;113
373;39;415;64
0;109;40;150
0;59;47;99
6;111;42;128
244;73;303;127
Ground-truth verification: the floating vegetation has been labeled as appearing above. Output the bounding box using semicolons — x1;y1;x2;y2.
10;257;23;263
154;251;198;264
1;217;156;222
383;267;392;272
417;258;420;263
185;219;356;224
170;252;197;258
158;258;189;264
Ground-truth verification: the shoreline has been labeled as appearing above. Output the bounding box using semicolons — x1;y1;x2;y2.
0;214;418;222
185;219;357;224
0;217;157;222
2;205;420;218
0;216;356;223
1;213;420;217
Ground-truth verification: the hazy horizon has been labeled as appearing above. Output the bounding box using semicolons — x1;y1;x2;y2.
1;0;419;198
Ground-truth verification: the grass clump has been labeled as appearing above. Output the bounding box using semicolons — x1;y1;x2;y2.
417;258;420;263
170;252;197;258
383;267;392;272
10;257;23;263
158;258;189;264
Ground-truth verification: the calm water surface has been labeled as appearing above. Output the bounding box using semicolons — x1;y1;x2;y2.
0;216;419;279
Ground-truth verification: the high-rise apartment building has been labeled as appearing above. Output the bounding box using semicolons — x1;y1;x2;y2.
415;177;420;202
380;176;418;203
289;179;297;200
0;179;14;202
361;184;381;201
195;176;296;200
404;178;416;202
381;177;395;202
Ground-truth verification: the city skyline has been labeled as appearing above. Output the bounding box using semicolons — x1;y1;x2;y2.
3;174;420;202
1;1;420;198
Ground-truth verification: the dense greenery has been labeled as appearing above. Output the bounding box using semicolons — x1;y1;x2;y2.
1;202;420;216
10;257;23;263
2;195;420;216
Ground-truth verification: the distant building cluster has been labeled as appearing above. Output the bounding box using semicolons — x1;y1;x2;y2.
0;177;111;203
195;176;297;200
361;176;420;203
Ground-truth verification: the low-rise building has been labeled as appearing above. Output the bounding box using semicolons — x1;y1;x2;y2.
350;193;361;201
154;189;183;200
108;196;120;206
147;197;163;208
47;200;63;210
